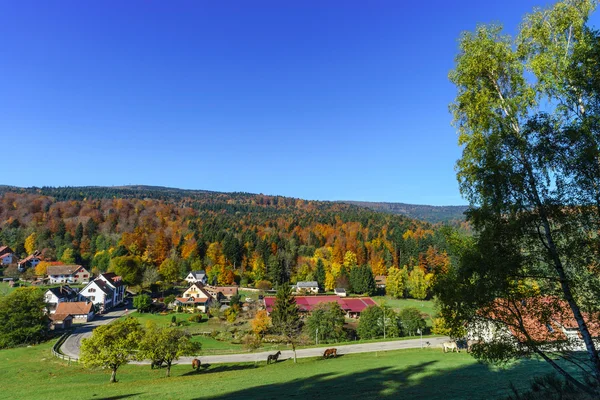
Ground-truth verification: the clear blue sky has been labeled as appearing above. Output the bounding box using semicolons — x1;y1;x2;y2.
1;1;597;205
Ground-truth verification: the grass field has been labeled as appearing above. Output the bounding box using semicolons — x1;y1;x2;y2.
0;339;571;400
372;296;436;325
0;282;16;296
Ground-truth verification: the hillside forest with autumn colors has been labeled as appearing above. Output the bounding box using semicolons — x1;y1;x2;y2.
0;186;469;298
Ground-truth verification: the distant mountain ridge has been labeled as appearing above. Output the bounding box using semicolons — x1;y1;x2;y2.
0;185;468;223
342;201;468;223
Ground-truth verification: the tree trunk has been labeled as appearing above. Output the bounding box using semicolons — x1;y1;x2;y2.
110;368;117;383
292;341;297;363
166;361;171;378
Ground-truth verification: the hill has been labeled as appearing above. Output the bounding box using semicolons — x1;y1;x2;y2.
0;185;462;291
342;201;468;223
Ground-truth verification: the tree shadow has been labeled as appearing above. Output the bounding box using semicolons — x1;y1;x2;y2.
180;363;257;377
89;394;142;399
190;357;568;400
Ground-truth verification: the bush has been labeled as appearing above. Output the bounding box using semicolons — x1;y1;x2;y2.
188;314;203;323
242;334;262;350
255;280;272;291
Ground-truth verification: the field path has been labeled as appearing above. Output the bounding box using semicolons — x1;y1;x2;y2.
60;306;131;359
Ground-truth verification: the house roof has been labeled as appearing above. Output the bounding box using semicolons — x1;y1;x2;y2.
206;285;238;296
264;295;376;314
183;283;213;299
49;313;73;322
19;254;41;264
93;280;114;296
188;270;206;279
46;285;77;299
334;288;347;293
99;273;123;287
47;265;84;276
296;281;319;288
0;246;13;256
375;275;387;284
176;297;209;304
55;301;93;315
482;297;600;343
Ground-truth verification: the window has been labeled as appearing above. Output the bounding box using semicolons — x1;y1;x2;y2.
89;288;96;293
83;274;88;278
546;324;554;333
90;296;95;301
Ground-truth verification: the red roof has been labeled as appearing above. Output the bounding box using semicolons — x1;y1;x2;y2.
264;295;376;313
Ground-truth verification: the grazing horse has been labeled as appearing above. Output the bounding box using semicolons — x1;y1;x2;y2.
151;359;164;369
267;351;281;364
442;341;459;353
323;348;338;359
192;358;201;371
466;340;480;353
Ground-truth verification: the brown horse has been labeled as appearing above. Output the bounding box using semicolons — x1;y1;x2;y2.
323;348;338;358
192;358;201;371
267;351;281;364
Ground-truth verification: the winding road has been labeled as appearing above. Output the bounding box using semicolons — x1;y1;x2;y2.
60;309;450;364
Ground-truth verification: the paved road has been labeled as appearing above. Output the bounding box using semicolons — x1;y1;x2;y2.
60;306;132;359
60;308;450;364
134;336;450;365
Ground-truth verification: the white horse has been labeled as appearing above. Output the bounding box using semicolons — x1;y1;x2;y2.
442;341;459;353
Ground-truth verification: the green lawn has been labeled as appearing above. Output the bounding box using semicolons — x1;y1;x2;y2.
0;339;575;400
372;296;436;325
0;282;16;297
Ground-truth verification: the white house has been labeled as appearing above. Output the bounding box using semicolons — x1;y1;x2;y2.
47;265;91;284
334;288;347;297
44;285;78;314
185;270;207;285
79;279;114;312
96;273;125;306
0;246;16;266
176;283;213;312
295;281;320;294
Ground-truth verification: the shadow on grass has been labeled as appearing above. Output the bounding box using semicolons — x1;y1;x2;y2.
180;363;257;376
89;393;142;399
190;357;569;400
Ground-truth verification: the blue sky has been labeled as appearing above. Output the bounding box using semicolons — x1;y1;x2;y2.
1;1;597;205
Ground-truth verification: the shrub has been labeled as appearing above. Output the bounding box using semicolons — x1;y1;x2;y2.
188;314;203;323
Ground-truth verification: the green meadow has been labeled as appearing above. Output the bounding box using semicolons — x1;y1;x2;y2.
0;339;569;400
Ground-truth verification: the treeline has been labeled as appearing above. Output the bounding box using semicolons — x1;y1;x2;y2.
0;187;463;296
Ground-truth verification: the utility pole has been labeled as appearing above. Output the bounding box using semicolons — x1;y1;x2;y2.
316;328;319;345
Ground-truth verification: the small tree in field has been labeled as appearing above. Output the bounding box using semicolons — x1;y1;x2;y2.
270;283;301;362
80;317;142;383
138;325;201;377
251;310;272;339
133;294;152;313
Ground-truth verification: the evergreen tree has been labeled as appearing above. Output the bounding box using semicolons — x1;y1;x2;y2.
271;283;301;362
315;259;326;290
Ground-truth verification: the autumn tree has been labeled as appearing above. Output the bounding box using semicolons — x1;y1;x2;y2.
159;258;180;283
407;267;429;300
251;310;272;338
442;0;600;394
80;317;142;383
270;283;301;362
35;261;51;276
386;266;406;299
60;248;76;264
24;232;36;255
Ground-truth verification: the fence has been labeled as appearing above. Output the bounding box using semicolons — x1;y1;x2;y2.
51;332;78;363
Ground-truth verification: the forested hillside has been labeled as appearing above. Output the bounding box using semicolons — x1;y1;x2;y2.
0;186;461;294
343;201;468;223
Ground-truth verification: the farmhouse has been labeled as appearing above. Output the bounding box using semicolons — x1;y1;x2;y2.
96;273;125;306
0;246;16;266
185;270;208;285
44;285;78;314
334;288;347;297
295;281;319;294
47;265;91;284
18;253;42;271
55;301;95;322
176;283;213;312
469;297;600;351
205;285;238;304
79;279;114;311
49;313;74;330
264;295;377;318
